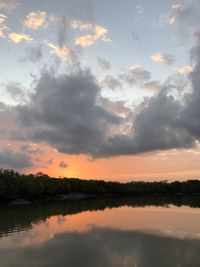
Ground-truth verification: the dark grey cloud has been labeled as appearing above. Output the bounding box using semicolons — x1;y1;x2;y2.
0;148;33;169
11;41;200;158
59;161;68;168
0;101;6;111
20;143;43;155
16;68;121;157
4;82;30;105
181;43;200;139
0;227;200;267
94;43;200;157
125;90;193;153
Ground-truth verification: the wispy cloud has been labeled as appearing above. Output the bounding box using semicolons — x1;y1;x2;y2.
99;75;122;90
71;20;110;47
0;0;17;10
178;65;193;74
97;58;111;71
151;53;175;65
9;32;34;43
46;41;77;63
59;161;68;168
136;4;144;15
0;13;8;37
120;64;151;85
163;2;200;43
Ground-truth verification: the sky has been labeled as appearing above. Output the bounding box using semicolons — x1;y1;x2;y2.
1;0;200;181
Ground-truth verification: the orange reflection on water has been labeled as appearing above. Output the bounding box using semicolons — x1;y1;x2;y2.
1;205;200;250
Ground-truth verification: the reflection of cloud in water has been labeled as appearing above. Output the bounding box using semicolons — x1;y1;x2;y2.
0;227;200;267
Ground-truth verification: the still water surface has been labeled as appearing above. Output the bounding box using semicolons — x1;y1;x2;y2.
0;196;200;267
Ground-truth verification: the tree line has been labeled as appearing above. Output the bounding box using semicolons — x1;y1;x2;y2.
0;169;200;201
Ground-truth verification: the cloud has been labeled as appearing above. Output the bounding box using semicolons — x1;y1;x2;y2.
71;20;109;47
59;161;68;168
20;143;43;155
46;42;77;63
178;65;193;74
151;53;175;65
3;82;27;105
97;42;200;157
57;17;70;48
23;11;47;29
136;4;144;15
3;82;31;106
120;64;151;86
70;0;94;22
165;2;200;43
97;58;111;71
5;82;23;97
0;148;33;169
0;101;6;111
16;68;121;157
132;31;140;41
99;75;122;90
46;158;53;165
180;43;200;140
0;13;8;38
0;0;17;10
9;40;200;158
22;45;43;63
9;32;33;43
0;227;200;267
144;81;161;91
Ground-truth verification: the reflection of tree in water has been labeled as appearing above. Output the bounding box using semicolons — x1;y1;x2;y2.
1;195;200;237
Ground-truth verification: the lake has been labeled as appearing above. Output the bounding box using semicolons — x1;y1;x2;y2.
0;196;200;267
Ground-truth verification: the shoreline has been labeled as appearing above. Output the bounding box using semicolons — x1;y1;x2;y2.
4;192;200;205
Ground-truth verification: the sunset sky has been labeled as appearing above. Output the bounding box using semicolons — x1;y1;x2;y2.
1;0;200;181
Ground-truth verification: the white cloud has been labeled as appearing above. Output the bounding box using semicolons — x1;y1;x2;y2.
70;20;110;47
0;13;8;37
151;53;175;65
178;65;193;74
9;32;34;43
46;41;77;63
24;11;47;29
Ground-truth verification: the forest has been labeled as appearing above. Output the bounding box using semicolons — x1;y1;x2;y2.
0;169;200;202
